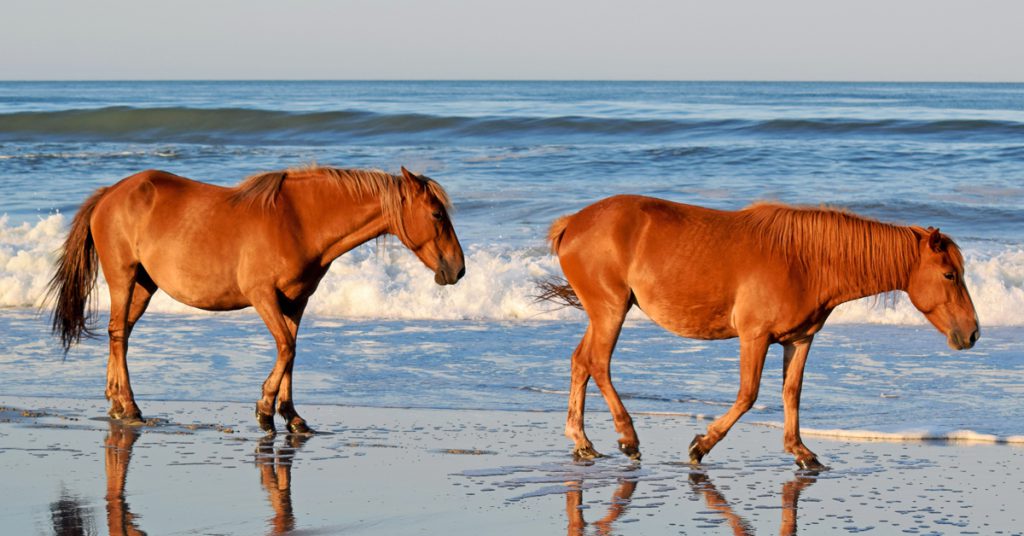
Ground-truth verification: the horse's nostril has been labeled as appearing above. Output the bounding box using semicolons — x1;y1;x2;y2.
969;329;979;345
457;266;466;280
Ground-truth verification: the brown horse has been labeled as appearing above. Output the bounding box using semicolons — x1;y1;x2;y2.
540;195;978;469
48;165;464;433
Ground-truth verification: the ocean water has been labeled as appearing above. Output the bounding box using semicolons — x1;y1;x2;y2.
1;81;1022;444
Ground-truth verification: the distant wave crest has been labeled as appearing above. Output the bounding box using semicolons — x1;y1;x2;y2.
1;106;1022;144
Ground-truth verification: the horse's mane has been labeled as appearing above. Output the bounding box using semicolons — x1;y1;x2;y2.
740;202;957;292
229;165;452;240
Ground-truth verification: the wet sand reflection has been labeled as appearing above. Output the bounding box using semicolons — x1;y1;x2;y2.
104;422;147;536
688;471;816;536
565;478;638;536
255;433;311;535
48;487;94;536
48;422;147;536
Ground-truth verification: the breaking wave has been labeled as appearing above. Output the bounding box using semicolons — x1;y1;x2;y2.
3;215;1023;326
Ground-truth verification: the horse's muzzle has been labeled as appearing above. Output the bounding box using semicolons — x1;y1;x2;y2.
948;327;980;350
434;257;465;286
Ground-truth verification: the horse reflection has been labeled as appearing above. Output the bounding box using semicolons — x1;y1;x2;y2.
688;471;816;536
256;434;311;535
48;487;94;536
104;422;147;536
565;479;638;536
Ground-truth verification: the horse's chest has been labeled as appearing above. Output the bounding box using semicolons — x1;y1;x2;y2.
277;264;330;302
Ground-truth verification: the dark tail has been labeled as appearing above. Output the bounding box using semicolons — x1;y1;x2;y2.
534;214;583;310
535;277;582;309
46;187;108;353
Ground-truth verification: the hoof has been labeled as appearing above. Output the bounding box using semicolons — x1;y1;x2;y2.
287;420;315;435
118;415;146;426
688;434;707;464
572;445;604;461
618;442;641;461
795;455;829;472
109;408;144;423
256;407;276;434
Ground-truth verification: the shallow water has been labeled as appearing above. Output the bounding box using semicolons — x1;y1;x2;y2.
2;310;1022;442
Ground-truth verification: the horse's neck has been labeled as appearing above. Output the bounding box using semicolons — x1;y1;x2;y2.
815;225;919;309
289;182;390;265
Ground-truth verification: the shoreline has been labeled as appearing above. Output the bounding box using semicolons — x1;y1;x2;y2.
2;395;1022;535
9;390;1024;446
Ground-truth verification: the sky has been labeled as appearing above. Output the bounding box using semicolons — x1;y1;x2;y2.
1;0;1022;81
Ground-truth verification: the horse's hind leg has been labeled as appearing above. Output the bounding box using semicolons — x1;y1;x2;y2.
589;309;641;459
565;299;634;460
105;267;156;422
565;330;597;458
782;336;826;470
689;333;769;464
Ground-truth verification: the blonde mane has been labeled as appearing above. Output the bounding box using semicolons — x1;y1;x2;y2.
229;165;452;241
741;202;936;293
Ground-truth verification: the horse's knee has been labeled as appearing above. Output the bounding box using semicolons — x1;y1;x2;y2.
107;327;127;344
735;394;758;413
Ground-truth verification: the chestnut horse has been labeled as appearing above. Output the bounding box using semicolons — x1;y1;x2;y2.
48;166;464;433
540;195;978;469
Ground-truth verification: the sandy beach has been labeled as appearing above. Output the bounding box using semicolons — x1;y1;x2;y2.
1;395;1021;535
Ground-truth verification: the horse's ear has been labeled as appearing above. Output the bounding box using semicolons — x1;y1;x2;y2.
928;227;945;252
400;167;417;181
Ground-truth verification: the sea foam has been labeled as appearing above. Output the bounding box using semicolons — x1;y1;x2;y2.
758;422;1024;445
3;214;1023;326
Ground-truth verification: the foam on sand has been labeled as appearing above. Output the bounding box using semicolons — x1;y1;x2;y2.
757;422;1024;445
638;411;1024;445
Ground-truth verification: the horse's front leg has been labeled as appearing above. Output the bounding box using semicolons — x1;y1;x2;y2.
690;333;769;464
251;289;302;434
276;297;312;434
782;336;826;470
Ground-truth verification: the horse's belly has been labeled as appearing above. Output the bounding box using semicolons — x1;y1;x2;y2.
155;279;250;311
636;299;738;340
140;253;250;311
167;289;250;311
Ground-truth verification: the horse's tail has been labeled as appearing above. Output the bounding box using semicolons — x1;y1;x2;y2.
47;187;108;353
535;214;583;309
547;214;572;255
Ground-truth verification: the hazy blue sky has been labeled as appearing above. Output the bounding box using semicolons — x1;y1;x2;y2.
2;0;1021;81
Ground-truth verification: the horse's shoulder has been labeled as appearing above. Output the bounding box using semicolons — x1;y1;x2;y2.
124;169;181;183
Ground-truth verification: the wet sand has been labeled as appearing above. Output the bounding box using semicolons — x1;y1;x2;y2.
1;396;1022;535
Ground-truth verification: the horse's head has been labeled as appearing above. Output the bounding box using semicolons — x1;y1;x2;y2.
906;227;979;350
396;167;465;286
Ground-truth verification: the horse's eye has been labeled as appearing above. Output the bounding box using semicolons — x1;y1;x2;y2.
431;210;443;221
944;272;955;281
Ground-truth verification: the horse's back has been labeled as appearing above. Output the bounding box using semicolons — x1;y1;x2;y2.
556;195;739;273
89;170;253;309
91;170;239;251
556;196;778;339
